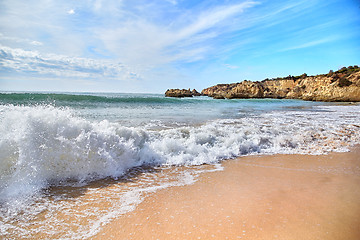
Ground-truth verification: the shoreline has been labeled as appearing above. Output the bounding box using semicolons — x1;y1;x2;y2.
94;146;360;239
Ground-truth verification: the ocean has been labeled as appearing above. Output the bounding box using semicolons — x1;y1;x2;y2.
0;92;359;239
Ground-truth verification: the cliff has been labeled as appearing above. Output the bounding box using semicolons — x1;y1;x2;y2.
201;66;360;102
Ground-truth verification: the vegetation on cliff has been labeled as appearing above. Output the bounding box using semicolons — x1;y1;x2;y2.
264;65;359;84
201;66;360;102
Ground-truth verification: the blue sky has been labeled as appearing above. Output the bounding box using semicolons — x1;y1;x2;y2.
0;0;359;93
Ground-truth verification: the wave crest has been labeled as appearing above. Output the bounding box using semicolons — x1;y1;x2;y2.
0;105;158;200
1;104;359;200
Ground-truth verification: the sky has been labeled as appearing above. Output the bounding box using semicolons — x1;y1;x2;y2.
0;0;359;93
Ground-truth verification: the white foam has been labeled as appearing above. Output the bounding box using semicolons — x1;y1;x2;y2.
0;164;204;239
0;105;158;201
1;104;360;202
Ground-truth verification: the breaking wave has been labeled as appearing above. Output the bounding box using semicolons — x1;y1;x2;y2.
0;104;359;201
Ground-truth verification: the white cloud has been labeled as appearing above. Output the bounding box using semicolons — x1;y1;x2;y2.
0;33;43;46
0;45;139;80
223;64;240;69
67;9;75;15
98;1;259;67
280;36;340;52
165;0;178;5
176;2;258;40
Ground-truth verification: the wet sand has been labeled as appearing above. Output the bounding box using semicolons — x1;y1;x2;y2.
94;147;360;240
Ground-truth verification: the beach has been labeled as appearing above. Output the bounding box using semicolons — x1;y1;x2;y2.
1;0;360;238
1;93;359;239
95;146;360;240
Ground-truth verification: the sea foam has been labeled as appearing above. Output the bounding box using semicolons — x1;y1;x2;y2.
0;104;359;201
0;105;157;200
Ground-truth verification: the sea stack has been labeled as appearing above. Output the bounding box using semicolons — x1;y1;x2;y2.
165;88;201;98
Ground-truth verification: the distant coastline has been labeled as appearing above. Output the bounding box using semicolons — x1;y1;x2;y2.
165;66;360;102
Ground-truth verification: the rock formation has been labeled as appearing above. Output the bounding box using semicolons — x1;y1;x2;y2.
191;89;201;96
201;66;360;102
165;88;201;98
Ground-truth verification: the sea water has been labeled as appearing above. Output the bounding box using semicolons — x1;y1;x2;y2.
0;92;359;238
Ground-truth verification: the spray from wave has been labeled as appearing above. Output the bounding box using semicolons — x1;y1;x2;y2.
0;105;158;200
0;104;359;201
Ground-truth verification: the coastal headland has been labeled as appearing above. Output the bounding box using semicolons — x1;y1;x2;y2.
165;66;360;101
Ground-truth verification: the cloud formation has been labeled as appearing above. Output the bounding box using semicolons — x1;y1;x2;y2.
0;45;139;80
67;9;75;15
0;33;43;46
0;0;359;92
0;0;260;83
98;1;259;66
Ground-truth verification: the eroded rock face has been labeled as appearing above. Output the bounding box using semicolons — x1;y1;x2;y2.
165;88;200;98
191;89;201;96
293;72;360;101
201;67;360;102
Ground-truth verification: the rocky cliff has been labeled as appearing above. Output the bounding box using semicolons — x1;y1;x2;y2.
165;88;201;98
201;66;360;102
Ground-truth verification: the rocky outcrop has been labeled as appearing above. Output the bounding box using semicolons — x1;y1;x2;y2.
201;66;360;102
191;89;201;96
165;88;201;98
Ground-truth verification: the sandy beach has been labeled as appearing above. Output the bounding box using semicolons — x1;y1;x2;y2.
94;146;360;240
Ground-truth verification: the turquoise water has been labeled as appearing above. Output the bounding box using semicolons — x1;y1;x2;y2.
0;92;325;127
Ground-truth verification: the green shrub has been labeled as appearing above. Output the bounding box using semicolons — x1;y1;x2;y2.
338;77;352;87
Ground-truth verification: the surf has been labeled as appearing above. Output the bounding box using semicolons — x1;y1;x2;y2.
1;103;359;202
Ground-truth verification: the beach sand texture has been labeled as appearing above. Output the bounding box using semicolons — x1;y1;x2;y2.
95;147;360;240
